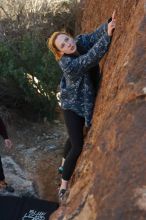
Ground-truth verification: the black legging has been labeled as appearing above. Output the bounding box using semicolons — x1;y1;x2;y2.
62;109;85;181
0;156;5;181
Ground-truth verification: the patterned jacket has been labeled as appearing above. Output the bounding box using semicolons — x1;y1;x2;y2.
58;22;112;127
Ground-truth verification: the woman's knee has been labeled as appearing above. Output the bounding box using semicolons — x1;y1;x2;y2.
72;147;83;159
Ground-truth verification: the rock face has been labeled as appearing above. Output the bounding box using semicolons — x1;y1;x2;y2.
51;0;146;219
1;156;36;197
0;119;67;201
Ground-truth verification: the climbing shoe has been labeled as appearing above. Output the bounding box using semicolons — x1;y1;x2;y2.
0;181;14;193
58;188;66;201
58;166;63;174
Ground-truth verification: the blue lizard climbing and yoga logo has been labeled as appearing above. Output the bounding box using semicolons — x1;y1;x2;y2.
22;210;47;220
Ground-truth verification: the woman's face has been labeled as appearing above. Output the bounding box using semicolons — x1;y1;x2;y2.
55;34;77;55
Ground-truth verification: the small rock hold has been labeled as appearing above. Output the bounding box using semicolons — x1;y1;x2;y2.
17;144;25;148
123;61;129;67
142;87;146;94
54;120;60;124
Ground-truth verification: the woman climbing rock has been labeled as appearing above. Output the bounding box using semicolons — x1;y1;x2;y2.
48;10;116;201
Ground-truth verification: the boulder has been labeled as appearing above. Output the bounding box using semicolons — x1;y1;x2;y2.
51;0;146;219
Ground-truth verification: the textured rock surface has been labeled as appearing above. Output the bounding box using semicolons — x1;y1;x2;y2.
51;0;146;219
0;118;67;201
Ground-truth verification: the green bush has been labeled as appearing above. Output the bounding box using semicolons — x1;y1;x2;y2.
0;0;78;121
0;35;61;121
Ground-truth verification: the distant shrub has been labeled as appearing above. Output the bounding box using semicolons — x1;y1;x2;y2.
0;0;77;121
0;35;61;120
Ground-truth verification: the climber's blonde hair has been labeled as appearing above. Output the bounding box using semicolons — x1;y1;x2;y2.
47;31;71;61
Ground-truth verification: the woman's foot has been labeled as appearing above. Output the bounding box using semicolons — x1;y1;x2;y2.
58;179;68;201
58;158;65;174
58;166;64;174
0;180;14;193
58;188;66;201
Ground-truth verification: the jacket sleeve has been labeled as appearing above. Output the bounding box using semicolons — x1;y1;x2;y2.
76;22;108;50
59;33;111;81
76;18;112;50
0;117;8;140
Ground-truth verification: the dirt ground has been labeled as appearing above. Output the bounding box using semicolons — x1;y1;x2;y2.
0;112;67;202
